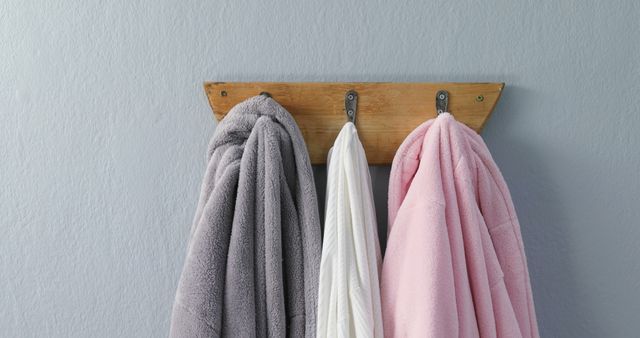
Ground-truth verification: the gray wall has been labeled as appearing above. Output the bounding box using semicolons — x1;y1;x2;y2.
1;0;639;337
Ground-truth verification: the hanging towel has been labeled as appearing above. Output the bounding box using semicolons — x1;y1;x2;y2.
169;95;322;338
316;122;384;338
381;113;539;338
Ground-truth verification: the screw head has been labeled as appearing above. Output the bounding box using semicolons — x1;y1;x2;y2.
476;95;484;102
438;94;445;100
220;90;227;97
347;94;355;100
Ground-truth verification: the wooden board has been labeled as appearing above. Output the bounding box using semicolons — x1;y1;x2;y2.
204;82;504;164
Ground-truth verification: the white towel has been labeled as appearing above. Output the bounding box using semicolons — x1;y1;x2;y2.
316;122;384;338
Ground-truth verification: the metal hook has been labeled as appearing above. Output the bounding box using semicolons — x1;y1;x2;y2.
260;91;272;98
436;90;449;115
345;90;358;124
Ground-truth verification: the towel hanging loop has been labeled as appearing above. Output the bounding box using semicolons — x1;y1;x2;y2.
345;90;358;124
436;90;449;115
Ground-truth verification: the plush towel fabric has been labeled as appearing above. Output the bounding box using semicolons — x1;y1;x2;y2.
316;123;383;338
381;113;539;338
169;95;322;338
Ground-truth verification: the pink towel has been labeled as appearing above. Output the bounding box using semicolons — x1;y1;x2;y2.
381;113;539;338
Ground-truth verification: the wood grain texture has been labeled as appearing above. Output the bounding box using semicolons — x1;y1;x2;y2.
204;82;504;164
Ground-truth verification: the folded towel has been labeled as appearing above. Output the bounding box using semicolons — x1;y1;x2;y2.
316;122;384;338
381;113;539;338
169;95;322;338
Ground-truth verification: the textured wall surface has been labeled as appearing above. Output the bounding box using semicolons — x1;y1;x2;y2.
1;0;639;337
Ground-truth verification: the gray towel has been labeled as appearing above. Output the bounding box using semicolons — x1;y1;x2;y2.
170;95;322;338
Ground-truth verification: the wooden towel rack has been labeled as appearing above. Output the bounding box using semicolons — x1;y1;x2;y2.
204;82;504;164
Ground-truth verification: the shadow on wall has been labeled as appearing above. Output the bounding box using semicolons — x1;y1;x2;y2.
487;85;604;337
